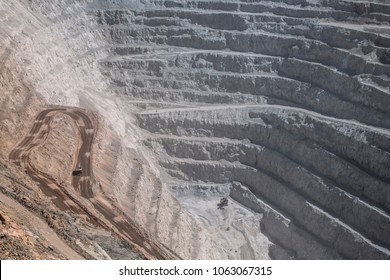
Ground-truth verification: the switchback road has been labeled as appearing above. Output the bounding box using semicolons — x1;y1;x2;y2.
9;107;178;260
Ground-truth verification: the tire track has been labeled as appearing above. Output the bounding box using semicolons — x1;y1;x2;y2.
9;106;179;260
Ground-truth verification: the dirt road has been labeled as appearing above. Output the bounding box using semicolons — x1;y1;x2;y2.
9;107;179;260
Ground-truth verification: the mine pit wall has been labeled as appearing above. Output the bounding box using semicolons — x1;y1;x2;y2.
97;19;390;129
2;0;389;260
91;0;390;259
0;0;108;157
151;136;390;247
2;0;251;260
138;109;390;259
0;0;43;156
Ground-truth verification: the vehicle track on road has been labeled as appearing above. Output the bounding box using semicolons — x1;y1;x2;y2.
9;106;179;260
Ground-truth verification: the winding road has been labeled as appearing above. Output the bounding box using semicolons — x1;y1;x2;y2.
9;107;178;260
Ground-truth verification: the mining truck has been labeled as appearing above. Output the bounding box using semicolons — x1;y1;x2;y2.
72;168;82;176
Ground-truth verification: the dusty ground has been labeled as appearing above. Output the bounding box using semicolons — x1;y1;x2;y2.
3;106;177;259
0;192;82;260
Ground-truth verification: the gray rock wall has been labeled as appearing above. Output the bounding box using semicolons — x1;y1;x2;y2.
90;0;390;259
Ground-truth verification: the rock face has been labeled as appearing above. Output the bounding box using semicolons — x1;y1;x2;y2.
90;0;390;259
0;0;390;259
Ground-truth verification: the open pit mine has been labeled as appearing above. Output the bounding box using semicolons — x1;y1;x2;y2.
0;0;389;260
